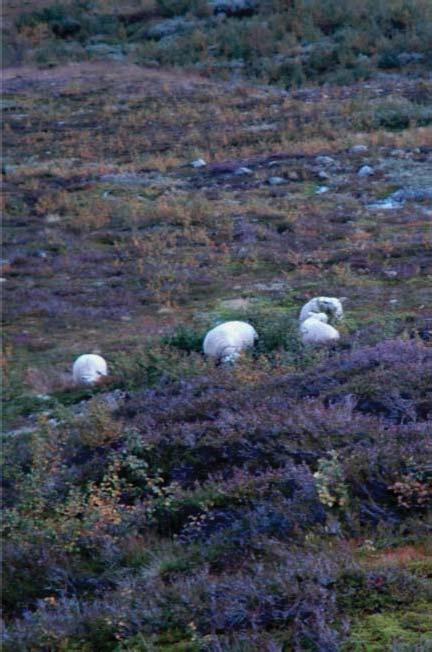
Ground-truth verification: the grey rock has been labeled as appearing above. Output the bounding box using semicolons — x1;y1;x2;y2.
398;52;425;66
391;187;432;203
318;170;330;180
234;166;253;175
100;173;148;185
315;185;329;194
350;144;368;154
315;155;336;166
86;43;125;61
268;176;286;185
288;170;299;181
147;17;194;40
358;165;375;177
253;281;287;292
367;198;402;211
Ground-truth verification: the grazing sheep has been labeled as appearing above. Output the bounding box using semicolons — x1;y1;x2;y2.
73;354;108;386
203;321;258;364
300;313;340;345
299;296;344;324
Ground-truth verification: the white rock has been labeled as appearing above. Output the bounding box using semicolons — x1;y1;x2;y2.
234;166;253;175
316;186;329;194
268;176;286;185
73;354;108;386
350;144;368;154
203;321;258;364
191;158;207;168
358;165;375;177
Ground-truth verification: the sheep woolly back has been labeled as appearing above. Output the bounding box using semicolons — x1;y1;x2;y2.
203;321;258;361
299;296;344;324
73;354;108;385
300;316;340;345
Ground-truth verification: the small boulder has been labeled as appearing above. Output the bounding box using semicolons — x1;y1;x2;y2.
350;144;368;154
358;165;375;177
191;158;207;168
147;17;193;40
315;155;336;166
268;176;286;186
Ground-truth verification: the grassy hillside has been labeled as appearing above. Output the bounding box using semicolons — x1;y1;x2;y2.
3;0;432;86
2;1;432;650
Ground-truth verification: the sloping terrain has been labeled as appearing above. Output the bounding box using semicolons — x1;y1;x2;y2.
2;13;432;652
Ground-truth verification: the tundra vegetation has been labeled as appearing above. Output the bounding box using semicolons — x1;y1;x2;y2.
2;1;432;650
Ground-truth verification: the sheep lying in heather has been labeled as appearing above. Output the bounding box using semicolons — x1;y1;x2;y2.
203;321;258;364
73;354;108;386
300;312;340;345
299;296;344;325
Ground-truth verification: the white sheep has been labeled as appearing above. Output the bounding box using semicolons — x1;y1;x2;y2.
300;312;340;345
299;296;344;324
203;321;258;364
73;354;108;386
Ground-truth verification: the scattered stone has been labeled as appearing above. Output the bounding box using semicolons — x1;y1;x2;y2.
268;176;286;185
191;158;207;168
147;17;194;40
350;144;368;154
316;186;329;194
86;43;126;61
234;166;253;175
398;52;425;66
391;187;432;203
253;281;287;292
45;214;62;224
100;172;148;185
288;170;299;181
315;155;336;166
358;165;375;177
318;170;330;180
246;122;277;133
367;198;401;210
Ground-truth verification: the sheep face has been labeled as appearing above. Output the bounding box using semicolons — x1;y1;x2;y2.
318;297;344;321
